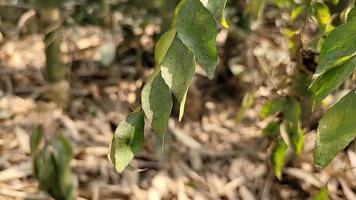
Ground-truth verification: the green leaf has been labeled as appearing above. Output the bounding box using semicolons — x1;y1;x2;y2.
275;0;293;8
291;5;305;21
155;29;177;65
314;187;329;200
142;71;173;138
206;0;229;28
259;98;287;120
30;126;44;155
262;121;280;137
271;138;288;180
327;0;339;5
160;37;195;121
313;2;331;27
347;7;356;22
315;20;356;77
109;110;145;173
177;0;218;79
314;90;356;168
283;98;304;155
52;134;73;171
310;57;356;103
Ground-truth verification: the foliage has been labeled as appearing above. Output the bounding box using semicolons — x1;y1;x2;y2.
30;127;76;200
109;0;227;172
310;6;356;168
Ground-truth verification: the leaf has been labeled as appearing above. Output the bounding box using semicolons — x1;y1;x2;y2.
262;121;280;137
176;0;218;79
347;7;356;22
283;98;304;155
160;37;195;121
109;110;145;173
52;134;73;171
142;71;173;139
315;20;356;77
155;29;177;65
314;187;329;200
259;98;287;120
310;57;356;103
206;0;229;28
271;138;288;180
30;126;43;154
275;0;293;8
291;5;305;21
313;2;331;27
314;90;356;168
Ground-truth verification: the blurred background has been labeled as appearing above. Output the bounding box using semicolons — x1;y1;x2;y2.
0;0;356;199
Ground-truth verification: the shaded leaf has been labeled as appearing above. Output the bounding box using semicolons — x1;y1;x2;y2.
155;29;177;65
177;0;218;79
314;90;356;168
310;57;356;103
262;121;280;137
30;126;43;154
347;7;356;22
271;138;288;180
160;37;195;121
109;110;145;173
206;0;229;28
283;98;304;155
142;71;173;138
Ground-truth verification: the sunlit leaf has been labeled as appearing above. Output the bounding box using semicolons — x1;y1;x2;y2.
313;2;331;27
275;0;293;8
314;90;356;168
314;187;329;200
291;5;305;21
271;138;288;180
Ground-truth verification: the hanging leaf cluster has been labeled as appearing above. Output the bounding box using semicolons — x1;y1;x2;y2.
109;0;228;173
